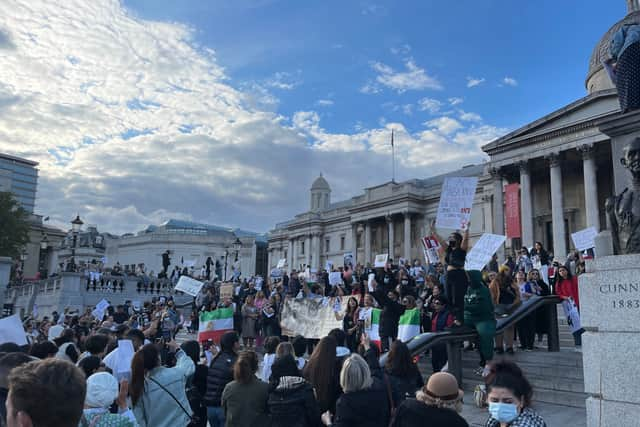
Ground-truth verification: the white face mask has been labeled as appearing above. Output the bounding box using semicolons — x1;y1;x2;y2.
401;280;408;285
488;402;519;423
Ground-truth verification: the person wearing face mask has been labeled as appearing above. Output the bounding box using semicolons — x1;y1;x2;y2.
484;361;546;427
372;281;406;353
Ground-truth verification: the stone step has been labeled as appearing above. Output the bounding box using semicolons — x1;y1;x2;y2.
461;382;587;409
460;365;584;394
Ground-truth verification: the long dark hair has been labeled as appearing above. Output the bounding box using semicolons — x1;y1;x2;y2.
385;340;416;378
180;340;201;365
130;344;160;406
345;297;359;317
486;360;533;407
233;351;258;384
303;336;337;409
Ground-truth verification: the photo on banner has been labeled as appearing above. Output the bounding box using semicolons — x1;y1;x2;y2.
435;177;477;230
343;252;354;269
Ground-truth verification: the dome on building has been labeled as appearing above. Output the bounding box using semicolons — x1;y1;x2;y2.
311;174;330;191
586;9;640;93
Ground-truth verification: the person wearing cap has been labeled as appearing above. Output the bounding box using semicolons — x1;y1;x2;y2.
82;372;137;426
390;372;468;427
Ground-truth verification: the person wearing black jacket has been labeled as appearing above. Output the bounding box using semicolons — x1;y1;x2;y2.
204;332;240;427
373;283;405;353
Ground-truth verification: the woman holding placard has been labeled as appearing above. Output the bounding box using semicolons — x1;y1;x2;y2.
430;220;470;327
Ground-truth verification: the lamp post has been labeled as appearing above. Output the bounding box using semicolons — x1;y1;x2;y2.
233;237;242;262
39;234;49;278
223;249;229;281
70;215;83;271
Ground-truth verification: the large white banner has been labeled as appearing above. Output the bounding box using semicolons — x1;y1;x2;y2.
465;233;506;271
435;177;478;230
571;227;598;251
175;276;204;296
281;297;347;339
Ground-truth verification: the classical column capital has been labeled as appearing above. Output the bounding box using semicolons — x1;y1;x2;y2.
489;166;503;179
545;152;562;168
481;194;492;203
402;209;411;218
578;144;595;160
517;160;530;174
385;214;393;223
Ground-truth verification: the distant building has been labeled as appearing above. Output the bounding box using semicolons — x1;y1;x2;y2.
0;152;38;213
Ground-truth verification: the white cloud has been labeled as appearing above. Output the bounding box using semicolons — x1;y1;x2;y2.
503;76;518;87
448;97;464;106
459;110;483;123
360;81;381;94
418;98;442;114
316;99;334;107
425;117;463;135
466;76;486;88
371;59;442;92
265;71;302;90
390;44;411;56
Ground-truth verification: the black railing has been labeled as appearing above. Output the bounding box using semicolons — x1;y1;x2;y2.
379;295;562;386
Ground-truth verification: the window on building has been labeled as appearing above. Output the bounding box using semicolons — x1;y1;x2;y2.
301;241;305;255
325;238;330;253
340;236;345;251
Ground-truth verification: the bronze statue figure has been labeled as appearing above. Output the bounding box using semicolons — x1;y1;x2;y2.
606;137;640;254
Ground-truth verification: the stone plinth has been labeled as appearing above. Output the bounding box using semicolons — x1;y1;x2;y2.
580;255;640;427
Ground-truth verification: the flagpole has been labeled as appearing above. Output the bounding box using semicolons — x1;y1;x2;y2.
391;129;395;183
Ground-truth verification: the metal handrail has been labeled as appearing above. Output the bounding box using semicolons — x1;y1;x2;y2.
379;295;562;385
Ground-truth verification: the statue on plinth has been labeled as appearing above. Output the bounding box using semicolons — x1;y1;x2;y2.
606;137;640;253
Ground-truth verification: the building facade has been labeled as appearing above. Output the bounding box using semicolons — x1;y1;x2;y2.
0;152;38;213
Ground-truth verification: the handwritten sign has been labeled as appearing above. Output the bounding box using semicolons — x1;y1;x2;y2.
571;227;598;252
329;272;342;286
435;177;478;230
175;276;204;297
465;233;506;271
374;254;388;268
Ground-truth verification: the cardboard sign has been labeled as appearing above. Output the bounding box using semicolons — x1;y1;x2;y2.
571;227;598;252
421;235;441;264
343;252;354;268
374;254;388;268
0;314;28;345
465;233;506;271
175;276;205;296
276;258;287;269
329;272;342;286
435;177;478;230
219;284;234;300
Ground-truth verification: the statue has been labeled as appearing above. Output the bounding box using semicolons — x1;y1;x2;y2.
606;137;640;254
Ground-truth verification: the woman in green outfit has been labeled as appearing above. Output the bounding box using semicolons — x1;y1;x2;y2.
464;270;496;376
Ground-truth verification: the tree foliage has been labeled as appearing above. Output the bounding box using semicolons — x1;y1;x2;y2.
0;192;30;258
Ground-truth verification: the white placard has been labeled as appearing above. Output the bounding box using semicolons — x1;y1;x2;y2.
175;276;205;296
422;235;441;264
329;272;342;286
435;177;478;230
562;298;582;333
571;227;598;252
276;258;287;269
367;273;376;292
465;233;506;271
0;314;28;345
374;254;388;268
95;299;110;312
325;261;333;271
343;252;354;268
115;339;135;381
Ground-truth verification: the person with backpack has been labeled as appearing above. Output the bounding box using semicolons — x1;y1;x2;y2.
203;332;240;427
268;353;322;427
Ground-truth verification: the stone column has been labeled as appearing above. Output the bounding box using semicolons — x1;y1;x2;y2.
291;238;297;272
403;211;412;261
386;215;394;259
351;224;358;255
491;167;505;260
288;239;294;272
305;234;311;268
267;249;272;272
518;161;534;246
314;232;322;270
579;144;600;231
548;153;567;259
364;222;372;266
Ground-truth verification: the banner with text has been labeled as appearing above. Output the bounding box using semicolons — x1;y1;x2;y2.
435;177;478;230
280;297;347;339
465;233;507;271
505;183;521;239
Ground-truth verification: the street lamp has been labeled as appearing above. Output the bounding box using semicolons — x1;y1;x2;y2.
70;215;83;271
223;249;229;281
39;234;49;278
233;237;242;262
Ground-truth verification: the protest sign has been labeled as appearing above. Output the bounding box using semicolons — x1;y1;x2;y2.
465;234;506;271
421;235;441;264
219;283;234;300
343;252;354;268
280;297;347;339
270;268;283;279
329;272;342;286
114;340;134;381
92;299;110;320
325;260;333;271
571;227;598;251
132;301;142;312
175;276;204;297
276;258;287;269
435;177;478;230
367;273;376;292
374;253;388;268
562;298;582;333
0;314;28;345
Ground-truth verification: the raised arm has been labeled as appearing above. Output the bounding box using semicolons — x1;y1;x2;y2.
460;222;471;252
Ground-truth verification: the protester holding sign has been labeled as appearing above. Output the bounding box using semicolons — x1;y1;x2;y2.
555;265;584;349
430;220;470;327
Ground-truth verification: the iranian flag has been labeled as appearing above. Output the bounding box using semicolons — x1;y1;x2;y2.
397;308;421;342
198;307;234;342
361;307;381;350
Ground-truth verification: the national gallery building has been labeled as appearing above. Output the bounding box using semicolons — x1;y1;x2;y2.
268;5;640;271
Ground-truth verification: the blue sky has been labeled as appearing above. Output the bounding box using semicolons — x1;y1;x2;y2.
0;1;628;234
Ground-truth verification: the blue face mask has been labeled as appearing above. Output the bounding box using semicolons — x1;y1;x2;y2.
488;402;519;423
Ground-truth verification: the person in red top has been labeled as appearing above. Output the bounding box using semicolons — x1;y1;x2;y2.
555;265;584;348
430;296;455;372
